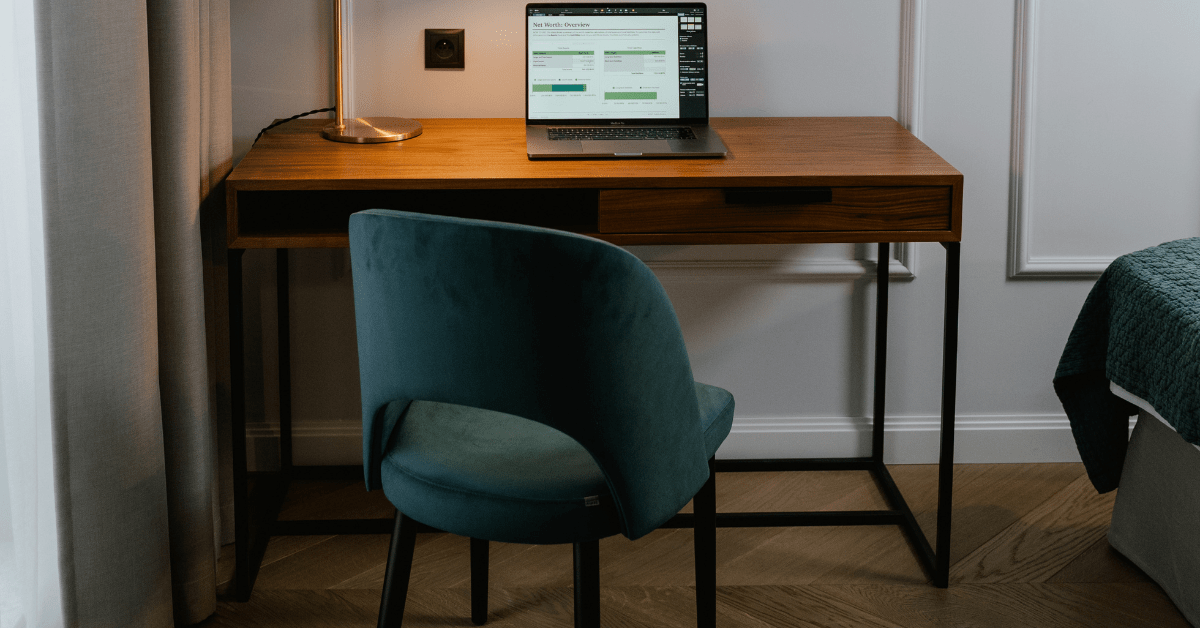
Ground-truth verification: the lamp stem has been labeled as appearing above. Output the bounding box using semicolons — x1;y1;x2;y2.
320;0;422;143
333;0;345;127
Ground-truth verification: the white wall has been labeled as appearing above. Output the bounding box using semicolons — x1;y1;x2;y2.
230;0;1200;468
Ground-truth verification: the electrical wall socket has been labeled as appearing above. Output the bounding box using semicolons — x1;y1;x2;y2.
425;29;464;69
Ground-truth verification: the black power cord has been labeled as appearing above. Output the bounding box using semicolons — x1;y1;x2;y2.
253;107;335;144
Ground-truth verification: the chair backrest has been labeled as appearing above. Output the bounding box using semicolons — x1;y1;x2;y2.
349;209;710;539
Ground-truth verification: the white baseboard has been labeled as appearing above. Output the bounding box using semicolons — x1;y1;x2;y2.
245;421;365;471
644;257;915;282
719;414;1095;464
244;414;1131;471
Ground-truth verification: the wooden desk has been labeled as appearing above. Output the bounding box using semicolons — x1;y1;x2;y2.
225;117;963;599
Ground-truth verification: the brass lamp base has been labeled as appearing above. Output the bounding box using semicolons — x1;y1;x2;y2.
321;117;423;143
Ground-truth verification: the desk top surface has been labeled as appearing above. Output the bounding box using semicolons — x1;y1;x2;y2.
229;117;961;191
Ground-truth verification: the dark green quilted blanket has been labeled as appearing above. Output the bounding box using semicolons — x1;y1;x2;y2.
1054;237;1200;493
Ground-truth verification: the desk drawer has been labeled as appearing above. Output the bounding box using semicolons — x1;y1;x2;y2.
598;186;952;233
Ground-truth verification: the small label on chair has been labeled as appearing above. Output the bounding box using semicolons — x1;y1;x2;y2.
584;496;600;507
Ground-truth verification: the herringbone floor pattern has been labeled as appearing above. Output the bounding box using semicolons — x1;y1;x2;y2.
202;463;1192;627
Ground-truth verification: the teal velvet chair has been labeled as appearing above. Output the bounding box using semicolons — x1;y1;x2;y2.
349;209;735;628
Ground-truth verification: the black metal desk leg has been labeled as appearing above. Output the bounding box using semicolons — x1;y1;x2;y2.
231;249;292;601
277;249;292;474
228;249;255;601
873;243;890;461
935;241;961;587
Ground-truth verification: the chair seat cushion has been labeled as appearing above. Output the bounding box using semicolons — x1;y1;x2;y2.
378;383;733;545
379;399;621;545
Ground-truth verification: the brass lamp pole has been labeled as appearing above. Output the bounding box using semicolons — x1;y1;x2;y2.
321;0;422;143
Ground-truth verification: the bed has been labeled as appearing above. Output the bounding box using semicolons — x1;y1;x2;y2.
1055;237;1200;626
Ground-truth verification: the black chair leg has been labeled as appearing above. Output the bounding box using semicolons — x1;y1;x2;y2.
378;511;419;628
573;540;600;628
471;538;488;625
694;458;717;628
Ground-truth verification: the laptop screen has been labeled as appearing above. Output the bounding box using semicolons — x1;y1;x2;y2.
526;3;709;124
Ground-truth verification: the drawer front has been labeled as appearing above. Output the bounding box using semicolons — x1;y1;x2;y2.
598;186;952;233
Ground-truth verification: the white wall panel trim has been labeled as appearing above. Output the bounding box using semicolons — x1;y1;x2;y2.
895;241;918;279
1012;256;1114;277
1008;0;1038;277
899;0;926;139
1008;0;1107;279
897;0;926;278
245;414;1129;469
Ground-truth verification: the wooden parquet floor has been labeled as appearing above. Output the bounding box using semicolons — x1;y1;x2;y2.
201;464;1192;627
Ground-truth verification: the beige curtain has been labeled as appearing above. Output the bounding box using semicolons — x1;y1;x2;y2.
36;0;232;625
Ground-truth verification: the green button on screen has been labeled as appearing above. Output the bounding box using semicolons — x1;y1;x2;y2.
604;92;657;100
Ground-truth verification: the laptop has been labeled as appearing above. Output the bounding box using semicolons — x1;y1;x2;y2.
526;2;728;159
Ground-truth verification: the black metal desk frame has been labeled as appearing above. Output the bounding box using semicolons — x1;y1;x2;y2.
229;240;960;601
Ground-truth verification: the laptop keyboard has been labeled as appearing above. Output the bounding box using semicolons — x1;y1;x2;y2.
548;127;698;141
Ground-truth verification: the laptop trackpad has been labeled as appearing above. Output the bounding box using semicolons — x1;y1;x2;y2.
583;140;672;155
